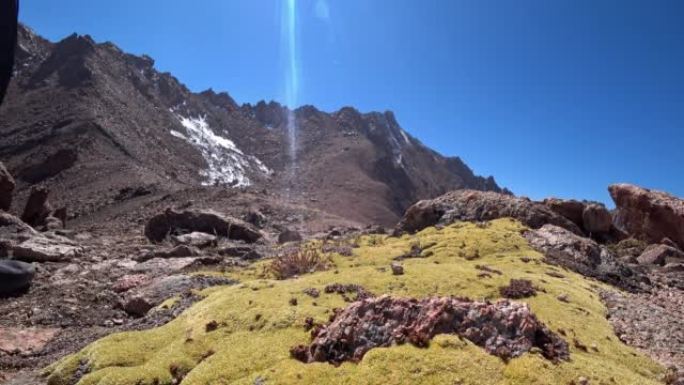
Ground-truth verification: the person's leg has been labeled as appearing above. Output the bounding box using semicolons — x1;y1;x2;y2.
0;0;19;105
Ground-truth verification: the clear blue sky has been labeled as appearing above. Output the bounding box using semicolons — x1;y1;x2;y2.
20;0;684;205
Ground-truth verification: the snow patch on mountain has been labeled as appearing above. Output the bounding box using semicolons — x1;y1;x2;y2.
171;113;270;186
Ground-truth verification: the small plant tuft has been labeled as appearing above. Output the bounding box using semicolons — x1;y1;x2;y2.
268;247;332;280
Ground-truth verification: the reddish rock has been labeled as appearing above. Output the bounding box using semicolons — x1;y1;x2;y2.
637;244;684;266
112;274;151;293
609;184;684;250
543;198;586;229
0;327;59;355
396;190;583;235
582;203;612;235
291;295;569;365
0;162;15;212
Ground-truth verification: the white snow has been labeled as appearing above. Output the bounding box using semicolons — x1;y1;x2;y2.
170;113;271;187
169;130;188;140
399;129;411;145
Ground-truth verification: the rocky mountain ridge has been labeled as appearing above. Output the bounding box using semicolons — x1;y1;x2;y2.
0;25;506;227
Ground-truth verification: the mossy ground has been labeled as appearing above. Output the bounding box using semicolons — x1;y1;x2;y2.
45;219;665;385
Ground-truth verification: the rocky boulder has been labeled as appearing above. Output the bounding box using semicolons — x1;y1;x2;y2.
122;274;235;317
138;244;200;261
1;212;82;262
524;224;645;292
609;184;684;250
172;232;217;248
543;198;613;238
0;162;15;212
543;198;585;229
637;244;684;266
0;212;36;240
0;260;35;296
20;185;66;230
10;236;82;262
144;208;262;243
278;229;303;244
582;203;612;235
396;190;583;235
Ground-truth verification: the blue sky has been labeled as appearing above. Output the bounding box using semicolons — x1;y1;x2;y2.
20;0;684;205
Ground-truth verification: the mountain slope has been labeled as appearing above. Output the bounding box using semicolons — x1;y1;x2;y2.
0;25;507;226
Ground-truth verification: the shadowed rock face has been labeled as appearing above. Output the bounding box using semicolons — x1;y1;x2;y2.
396;190;582;235
291;295;569;365
0;162;14;211
609;184;684;250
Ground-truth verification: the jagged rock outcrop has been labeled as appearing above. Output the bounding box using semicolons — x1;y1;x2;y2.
144;208;262;243
291;295;569;365
524;224;645;292
21;185;52;226
396;190;582;235
0;162;14;211
20;185;66;230
609;184;684;250
543;198;614;239
2;24;507;227
542;198;585;229
582;203;612;235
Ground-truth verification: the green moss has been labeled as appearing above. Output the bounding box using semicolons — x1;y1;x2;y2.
45;219;665;385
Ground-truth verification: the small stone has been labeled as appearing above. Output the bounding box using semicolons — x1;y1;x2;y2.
557;294;570;303
390;262;404;276
578;376;590;385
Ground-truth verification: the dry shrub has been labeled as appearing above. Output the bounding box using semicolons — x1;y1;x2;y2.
268;247;332;280
499;279;537;299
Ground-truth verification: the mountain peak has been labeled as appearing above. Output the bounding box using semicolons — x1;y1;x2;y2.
1;25;506;225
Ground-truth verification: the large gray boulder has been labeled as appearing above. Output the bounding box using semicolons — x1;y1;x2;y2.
396;190;583;235
145;208;262;243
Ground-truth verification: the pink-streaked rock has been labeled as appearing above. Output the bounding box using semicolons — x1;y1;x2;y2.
0;327;59;355
112;274;151;293
291;295;568;365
